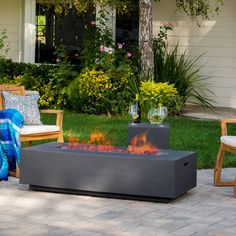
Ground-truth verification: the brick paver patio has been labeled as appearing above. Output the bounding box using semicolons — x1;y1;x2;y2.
0;168;236;236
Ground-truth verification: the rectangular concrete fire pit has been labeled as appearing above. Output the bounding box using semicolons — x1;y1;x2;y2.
20;142;197;202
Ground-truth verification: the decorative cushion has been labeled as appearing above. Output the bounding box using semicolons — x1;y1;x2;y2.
20;125;60;135
0;85;25;110
221;136;236;147
2;91;42;125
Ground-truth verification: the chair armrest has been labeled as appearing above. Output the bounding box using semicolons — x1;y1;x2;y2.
220;118;236;136
40;109;64;129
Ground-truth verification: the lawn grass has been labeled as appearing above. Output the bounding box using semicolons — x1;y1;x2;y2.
41;111;236;169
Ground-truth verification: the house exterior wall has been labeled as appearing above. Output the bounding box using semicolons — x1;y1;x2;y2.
153;0;236;108
0;0;22;61
23;0;36;63
1;0;236;108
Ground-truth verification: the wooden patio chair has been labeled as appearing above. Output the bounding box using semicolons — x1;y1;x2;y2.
214;118;236;196
0;84;64;177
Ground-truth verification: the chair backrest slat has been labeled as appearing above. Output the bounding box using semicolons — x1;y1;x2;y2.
0;84;26;110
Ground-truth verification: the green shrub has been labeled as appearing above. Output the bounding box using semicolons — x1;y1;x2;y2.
15;74;56;108
0;58;54;81
68;69;112;114
169;94;186;116
68;66;133;115
140;80;178;112
78;18;138;115
0;58;78;109
108;63;134;114
46;64;77;108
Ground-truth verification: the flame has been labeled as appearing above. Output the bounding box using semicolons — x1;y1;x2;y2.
66;130;116;151
67;130;80;144
88;130;111;145
68;136;80;143
128;133;159;155
66;130;159;155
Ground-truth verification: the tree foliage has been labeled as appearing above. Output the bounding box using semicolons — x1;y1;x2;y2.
175;0;224;21
40;0;131;15
41;0;224;21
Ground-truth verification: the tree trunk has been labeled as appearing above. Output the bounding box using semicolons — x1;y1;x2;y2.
139;0;154;79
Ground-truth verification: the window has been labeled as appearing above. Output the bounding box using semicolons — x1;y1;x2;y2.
35;3;95;64
116;0;139;47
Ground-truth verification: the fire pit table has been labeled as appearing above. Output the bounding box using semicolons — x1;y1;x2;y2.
20;142;197;202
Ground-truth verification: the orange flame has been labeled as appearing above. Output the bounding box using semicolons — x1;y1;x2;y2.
67;131;159;155
68;136;80;143
67;130;80;143
128;133;159;155
68;130;112;146
88;130;111;146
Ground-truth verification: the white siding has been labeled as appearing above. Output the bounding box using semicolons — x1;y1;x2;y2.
23;0;36;63
153;0;236;109
0;0;21;61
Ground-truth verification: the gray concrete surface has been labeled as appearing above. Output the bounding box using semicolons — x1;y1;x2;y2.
0;168;236;236
182;106;236;120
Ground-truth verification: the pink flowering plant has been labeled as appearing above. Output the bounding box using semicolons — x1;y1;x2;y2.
74;14;140;114
96;39;134;72
81;13;138;73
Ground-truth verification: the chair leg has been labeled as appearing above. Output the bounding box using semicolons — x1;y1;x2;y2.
8;162;20;178
214;143;225;186
57;131;64;143
15;162;20;178
214;143;235;186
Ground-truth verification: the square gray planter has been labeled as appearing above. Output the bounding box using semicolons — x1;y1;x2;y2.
128;122;170;149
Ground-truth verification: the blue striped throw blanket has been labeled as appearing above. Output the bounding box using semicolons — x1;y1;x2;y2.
0;109;24;180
